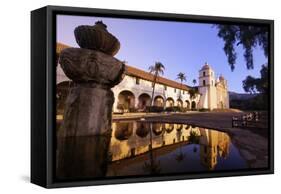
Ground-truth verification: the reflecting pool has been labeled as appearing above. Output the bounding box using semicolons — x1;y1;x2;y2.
56;120;248;179
106;121;248;176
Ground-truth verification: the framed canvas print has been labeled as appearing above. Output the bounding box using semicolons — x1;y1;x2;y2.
31;5;274;188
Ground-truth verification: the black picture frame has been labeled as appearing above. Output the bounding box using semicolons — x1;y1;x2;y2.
31;5;274;188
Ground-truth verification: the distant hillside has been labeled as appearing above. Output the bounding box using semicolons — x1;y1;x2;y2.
228;91;265;110
228;91;257;101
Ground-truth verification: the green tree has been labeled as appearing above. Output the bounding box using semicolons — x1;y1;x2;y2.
148;62;165;106
216;25;268;71
242;64;268;109
243;64;268;93
188;87;199;100
176;72;187;99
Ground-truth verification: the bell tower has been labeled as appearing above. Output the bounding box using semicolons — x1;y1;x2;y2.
198;62;217;110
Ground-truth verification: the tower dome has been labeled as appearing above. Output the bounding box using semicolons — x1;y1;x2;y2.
201;62;212;71
219;75;225;81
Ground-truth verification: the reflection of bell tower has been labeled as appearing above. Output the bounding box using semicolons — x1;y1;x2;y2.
199;129;218;170
199;128;231;170
198;62;217;110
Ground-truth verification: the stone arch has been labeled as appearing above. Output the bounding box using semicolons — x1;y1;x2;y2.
176;124;183;131
117;90;135;112
164;123;174;133
185;100;190;109
165;97;175;107
153;95;164;107
191;101;196;109
176;99;183;107
114;122;134;141
152;123;164;136
138;93;151;110
136;122;150;138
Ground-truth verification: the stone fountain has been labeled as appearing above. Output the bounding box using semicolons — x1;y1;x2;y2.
56;21;125;179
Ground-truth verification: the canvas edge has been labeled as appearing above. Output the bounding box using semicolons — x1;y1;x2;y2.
30;5;274;188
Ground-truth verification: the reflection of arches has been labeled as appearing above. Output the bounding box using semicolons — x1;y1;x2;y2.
152;123;164;136
136;122;149;138
118;90;135;111
176;124;183;131
138;93;151;110
56;81;74;114
185;100;190;109
153;96;164;107
164;123;174;133
185;125;191;130
165;97;174;107
191;101;196;109
176;130;183;141
177;99;183;107
114;122;133;141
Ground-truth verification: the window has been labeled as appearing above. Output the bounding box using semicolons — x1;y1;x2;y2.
174;88;177;93
203;71;206;76
136;77;140;85
164;85;167;90
203;80;206;86
212;80;213;86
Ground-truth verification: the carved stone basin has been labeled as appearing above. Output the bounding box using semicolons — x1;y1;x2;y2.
74;21;120;56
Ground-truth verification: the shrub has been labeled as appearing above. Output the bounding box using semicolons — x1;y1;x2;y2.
165;106;188;112
146;106;164;112
198;108;210;112
129;107;138;112
165;107;174;112
181;107;189;112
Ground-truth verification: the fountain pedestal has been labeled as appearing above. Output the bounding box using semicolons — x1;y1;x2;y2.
56;21;124;179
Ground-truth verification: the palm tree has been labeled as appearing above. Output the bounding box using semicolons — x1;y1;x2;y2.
148;62;165;106
143;123;161;174
188;88;199;100
192;79;197;86
175;129;185;162
176;72;186;100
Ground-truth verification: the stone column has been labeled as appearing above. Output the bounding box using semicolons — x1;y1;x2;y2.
56;21;125;179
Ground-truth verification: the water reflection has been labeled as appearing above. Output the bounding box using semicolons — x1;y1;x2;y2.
107;121;248;176
56;120;248;179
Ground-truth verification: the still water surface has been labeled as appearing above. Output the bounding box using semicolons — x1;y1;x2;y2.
106;121;248;176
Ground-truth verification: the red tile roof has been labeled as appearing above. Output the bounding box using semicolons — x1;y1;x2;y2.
56;42;70;54
125;65;191;91
56;43;192;91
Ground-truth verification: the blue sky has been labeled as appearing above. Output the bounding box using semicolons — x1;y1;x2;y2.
57;15;268;93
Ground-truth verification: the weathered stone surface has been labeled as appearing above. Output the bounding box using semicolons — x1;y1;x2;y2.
58;48;124;137
59;48;124;86
57;21;124;179
58;86;115;137
74;21;120;56
56;135;111;179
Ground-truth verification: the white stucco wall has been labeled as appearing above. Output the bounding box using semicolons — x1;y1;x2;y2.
56;63;228;112
197;65;229;110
